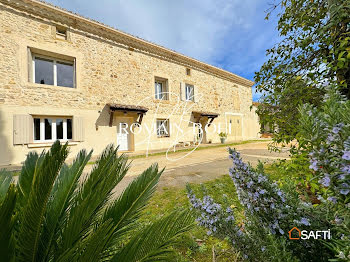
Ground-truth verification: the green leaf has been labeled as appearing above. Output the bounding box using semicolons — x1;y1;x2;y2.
55;145;129;260
0;184;17;262
100;164;164;258
112;210;194;262
0;170;13;203
38;149;92;262
16;141;69;262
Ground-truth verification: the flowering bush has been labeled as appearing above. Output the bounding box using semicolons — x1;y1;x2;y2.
299;90;350;261
187;149;332;261
299;91;350;203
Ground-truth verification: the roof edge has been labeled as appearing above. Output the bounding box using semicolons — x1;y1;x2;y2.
1;0;255;87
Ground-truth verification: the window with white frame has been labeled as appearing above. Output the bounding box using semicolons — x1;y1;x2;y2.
185;84;194;101
33;117;73;142
155;78;168;100
156;119;170;137
32;54;75;88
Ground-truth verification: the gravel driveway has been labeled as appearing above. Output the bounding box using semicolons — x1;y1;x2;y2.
95;141;291;192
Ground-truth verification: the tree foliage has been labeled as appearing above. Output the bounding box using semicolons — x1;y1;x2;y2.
0;141;193;262
255;0;350;144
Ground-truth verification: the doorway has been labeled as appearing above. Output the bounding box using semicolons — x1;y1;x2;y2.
117;122;129;151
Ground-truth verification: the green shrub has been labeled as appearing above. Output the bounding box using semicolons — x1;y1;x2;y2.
0;141;193;262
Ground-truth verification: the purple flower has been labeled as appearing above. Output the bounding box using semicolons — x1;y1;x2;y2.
309;159;318;171
327;196;337;204
319;175;331;187
300;217;310;226
259;189;266;195
332;126;341;134
342;151;350;160
327;134;336;143
247;180;253;188
279;228;285;234
339;183;350;195
341;165;350;174
338;174;346;180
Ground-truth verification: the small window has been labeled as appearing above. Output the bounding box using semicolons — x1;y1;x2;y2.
154;77;168;100
33;54;75;88
156;119;170;137
33;117;73;142
56;26;67;40
186;68;191;76
185;84;194;101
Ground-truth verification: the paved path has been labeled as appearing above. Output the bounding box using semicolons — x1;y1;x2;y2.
92;141;290;192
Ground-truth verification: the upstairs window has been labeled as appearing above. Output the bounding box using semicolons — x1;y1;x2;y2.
32;54;75;88
186;68;191;76
154;77;169;100
185;84;195;101
33;117;72;142
156;119;170;137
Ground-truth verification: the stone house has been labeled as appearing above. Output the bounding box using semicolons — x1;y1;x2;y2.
0;0;260;166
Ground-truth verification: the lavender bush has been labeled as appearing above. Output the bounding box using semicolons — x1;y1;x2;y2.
187;149;332;261
299;90;350;261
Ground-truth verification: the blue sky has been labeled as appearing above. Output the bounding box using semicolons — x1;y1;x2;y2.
46;0;281;101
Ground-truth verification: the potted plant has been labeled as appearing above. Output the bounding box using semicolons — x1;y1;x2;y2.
219;132;227;144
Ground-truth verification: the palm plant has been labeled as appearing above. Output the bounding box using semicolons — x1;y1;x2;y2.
0;141;193;262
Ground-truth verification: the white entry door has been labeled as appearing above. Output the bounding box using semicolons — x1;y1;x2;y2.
117;123;129;151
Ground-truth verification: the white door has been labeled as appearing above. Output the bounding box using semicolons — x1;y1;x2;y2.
117;123;129;151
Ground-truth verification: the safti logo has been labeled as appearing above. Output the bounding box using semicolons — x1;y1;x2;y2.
288;227;331;240
288;227;301;240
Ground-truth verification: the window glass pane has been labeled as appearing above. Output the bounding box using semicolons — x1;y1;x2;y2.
56;119;63;139
67;119;72;139
156;120;162;136
57;61;74;88
45;119;52;140
157;120;169;136
34;118;41;141
186;84;194;101
155;82;162;99
35;57;54;85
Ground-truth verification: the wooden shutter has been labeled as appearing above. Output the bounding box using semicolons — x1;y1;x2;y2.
73;116;84;142
180;82;186;101
13;114;33;145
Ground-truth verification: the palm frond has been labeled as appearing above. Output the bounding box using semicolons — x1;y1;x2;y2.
55;145;129;260
17;151;45;208
112;210;194;262
38;149;92;262
101;164;164;252
16;141;69;262
0;183;17;262
0;169;13;203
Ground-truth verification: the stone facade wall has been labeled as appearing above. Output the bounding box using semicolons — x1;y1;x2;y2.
0;3;260;166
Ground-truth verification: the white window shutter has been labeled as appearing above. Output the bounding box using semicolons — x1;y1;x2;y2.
180;82;186;101
73;116;84;142
13;114;33;145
